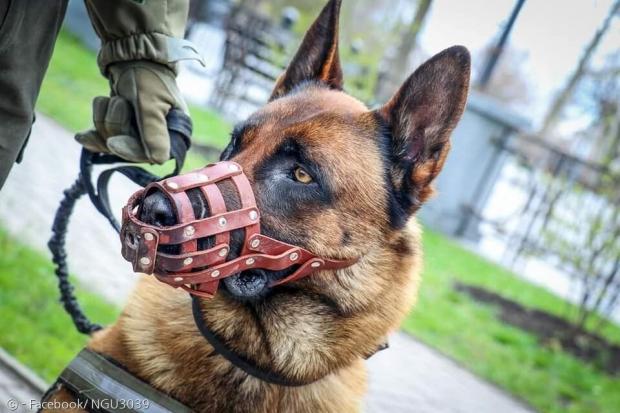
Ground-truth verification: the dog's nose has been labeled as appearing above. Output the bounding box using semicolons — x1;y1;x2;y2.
139;190;177;227
136;179;246;258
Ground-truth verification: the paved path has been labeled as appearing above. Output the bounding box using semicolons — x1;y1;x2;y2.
0;349;47;413
365;333;533;413
0;115;535;412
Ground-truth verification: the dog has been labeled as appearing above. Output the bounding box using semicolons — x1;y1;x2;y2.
43;0;470;411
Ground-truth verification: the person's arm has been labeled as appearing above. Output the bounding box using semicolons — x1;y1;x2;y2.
77;0;202;164
85;0;195;74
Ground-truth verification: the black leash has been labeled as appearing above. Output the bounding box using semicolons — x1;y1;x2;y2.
48;109;192;335
191;295;388;386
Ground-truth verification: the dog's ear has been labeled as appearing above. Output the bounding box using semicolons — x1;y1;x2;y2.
270;0;343;100
375;46;470;215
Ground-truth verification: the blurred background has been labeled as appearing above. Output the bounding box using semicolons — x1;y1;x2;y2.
0;1;619;412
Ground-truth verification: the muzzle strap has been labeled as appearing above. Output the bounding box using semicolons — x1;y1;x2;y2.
121;161;357;298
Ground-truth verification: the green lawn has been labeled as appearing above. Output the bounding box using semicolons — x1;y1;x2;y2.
403;231;620;413
4;26;619;413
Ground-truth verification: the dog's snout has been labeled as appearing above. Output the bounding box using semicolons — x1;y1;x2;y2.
139;190;177;227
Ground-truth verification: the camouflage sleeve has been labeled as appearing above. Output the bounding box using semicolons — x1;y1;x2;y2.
84;0;201;75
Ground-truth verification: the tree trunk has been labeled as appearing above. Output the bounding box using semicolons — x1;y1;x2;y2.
374;0;433;103
540;0;620;137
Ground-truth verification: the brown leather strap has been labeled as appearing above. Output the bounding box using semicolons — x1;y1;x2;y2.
202;183;229;258
120;161;358;297
231;172;261;255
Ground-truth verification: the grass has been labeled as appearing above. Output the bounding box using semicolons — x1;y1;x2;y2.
0;229;119;382
38;30;232;173
403;230;620;413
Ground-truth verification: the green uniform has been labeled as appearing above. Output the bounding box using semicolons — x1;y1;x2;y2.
0;0;194;189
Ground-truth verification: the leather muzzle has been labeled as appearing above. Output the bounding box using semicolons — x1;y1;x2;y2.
120;161;357;298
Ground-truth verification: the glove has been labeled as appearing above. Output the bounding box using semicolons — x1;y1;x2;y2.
76;61;188;164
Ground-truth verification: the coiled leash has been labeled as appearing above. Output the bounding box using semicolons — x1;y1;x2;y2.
44;110;196;412
47;109;192;335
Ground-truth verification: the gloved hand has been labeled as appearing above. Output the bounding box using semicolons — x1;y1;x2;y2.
76;61;188;164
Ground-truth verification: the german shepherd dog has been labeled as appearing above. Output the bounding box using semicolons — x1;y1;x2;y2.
45;0;470;411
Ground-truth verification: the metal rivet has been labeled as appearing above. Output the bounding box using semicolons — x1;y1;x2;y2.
211;270;220;278
311;261;321;268
196;173;209;181
184;226;195;237
245;258;255;265
140;257;151;266
250;238;260;248
166;181;179;190
183;257;193;266
289;252;299;261
218;217;227;227
143;233;154;241
249;210;258;221
228;164;239;171
174;277;184;282
219;248;228;257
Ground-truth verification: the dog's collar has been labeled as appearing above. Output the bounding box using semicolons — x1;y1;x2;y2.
53;348;192;412
191;295;389;387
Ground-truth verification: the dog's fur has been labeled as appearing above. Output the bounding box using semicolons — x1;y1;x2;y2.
44;1;470;411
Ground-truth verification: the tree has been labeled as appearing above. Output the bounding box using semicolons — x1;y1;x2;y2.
539;51;620;333
373;0;433;103
540;0;620;137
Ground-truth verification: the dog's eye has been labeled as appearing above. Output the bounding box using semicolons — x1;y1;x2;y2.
293;167;313;184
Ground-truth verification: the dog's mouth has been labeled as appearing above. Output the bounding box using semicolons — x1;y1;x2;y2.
223;271;268;299
222;267;296;300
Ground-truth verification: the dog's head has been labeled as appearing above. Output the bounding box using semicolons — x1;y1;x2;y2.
142;0;469;300
138;0;469;381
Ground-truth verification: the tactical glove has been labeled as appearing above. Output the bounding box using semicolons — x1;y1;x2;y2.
76;0;201;163
76;61;187;164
